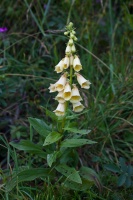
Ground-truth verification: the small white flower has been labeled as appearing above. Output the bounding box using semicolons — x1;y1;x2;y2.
71;44;76;53
56;73;67;92
53;103;65;116
65;45;71;55
63;56;69;69
72;102;85;112
70;55;74;66
70;84;82;103
76;73;91;89
55;59;64;73
63;82;72;101
55;91;65;103
48;84;57;93
73;56;82;72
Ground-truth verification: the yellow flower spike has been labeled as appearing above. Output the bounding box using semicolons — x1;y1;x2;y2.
55;91;65;103
73;56;82;72
55;59;64;73
48;83;57;93
63;82;72;101
63;56;70;69
56;73;67;92
75;73;91;89
70;84;82;103
53;103;65;116
72;102;85;112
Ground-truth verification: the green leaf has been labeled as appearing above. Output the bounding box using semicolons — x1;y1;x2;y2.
28;117;51;137
125;176;132;188
80;167;102;191
104;164;120;173
119;157;127;172
45;108;58;121
63;178;92;191
43;132;62;146
60;139;96;148
10;140;47;159
6;168;53;192
117;173;127;187
55;164;82;184
63;127;91;135
127;165;133;176
47;151;60;167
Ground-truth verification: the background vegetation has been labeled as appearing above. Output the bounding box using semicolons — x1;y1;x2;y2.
0;0;133;199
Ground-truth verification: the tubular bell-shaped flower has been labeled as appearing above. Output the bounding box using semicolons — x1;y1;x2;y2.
73;56;82;72
63;82;72;101
70;84;82;103
65;45;71;55
63;56;70;69
55;91;65;103
53;103;65;116
56;73;67;92
55;59;64;73
75;73;91;89
48;83;57;93
72;102;85;112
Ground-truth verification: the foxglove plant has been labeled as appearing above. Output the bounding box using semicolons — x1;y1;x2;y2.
49;22;91;116
10;22;102;192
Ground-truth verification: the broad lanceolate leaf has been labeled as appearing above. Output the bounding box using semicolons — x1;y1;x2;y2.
104;164;120;173
55;164;82;184
60;139;96;148
80;167;102;191
28;117;51;137
43;132;62;146
117;173;127;187
63;178;92;191
6;168;54;192
10;140;47;159
47;151;60;167
63;127;91;135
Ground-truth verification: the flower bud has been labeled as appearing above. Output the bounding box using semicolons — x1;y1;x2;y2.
70;84;82;103
56;73;67;92
65;45;71;55
70;55;74;66
72;102;85;112
53;103;65;116
55;91;65;103
63;82;72;101
63;56;69;69
71;44;76;53
73;56;82;72
55;59;64;73
68;39;73;46
75;73;91;89
48;84;57;93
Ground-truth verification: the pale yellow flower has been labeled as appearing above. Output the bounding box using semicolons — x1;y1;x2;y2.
53;103;65;116
71;44;76;53
48;84;57;93
55;59;64;73
76;73;91;89
70;84;82;103
56;73;67;92
73;56;82;72
72;102;85;112
63;56;69;69
70;55;74;66
55;91;65;103
68;39;73;46
65;45;71;55
63;82;72;101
